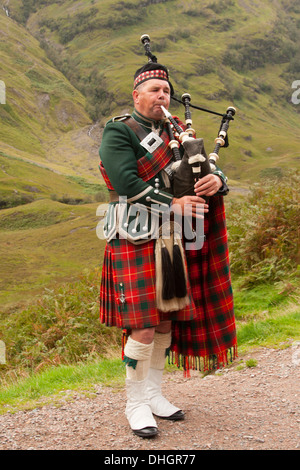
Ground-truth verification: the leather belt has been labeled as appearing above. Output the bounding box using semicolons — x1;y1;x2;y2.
124;117;148;141
109;190;119;202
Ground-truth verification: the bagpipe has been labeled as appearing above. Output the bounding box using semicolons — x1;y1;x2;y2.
140;35;236;312
140;34;236;198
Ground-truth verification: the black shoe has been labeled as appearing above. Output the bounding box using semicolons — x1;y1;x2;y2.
156;410;185;421
133;427;158;438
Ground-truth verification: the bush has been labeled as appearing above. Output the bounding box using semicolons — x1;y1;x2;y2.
50;194;91;205
208;0;235;13
0;270;121;378
227;171;300;285
224;34;296;71
0;193;34;209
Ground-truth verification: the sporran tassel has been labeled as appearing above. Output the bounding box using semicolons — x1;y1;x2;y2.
161;241;176;300
155;221;191;313
173;240;187;298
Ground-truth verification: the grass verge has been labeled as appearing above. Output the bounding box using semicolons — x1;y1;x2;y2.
236;307;300;353
0;358;125;414
233;277;300;353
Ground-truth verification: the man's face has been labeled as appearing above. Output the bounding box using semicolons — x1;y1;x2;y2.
133;79;170;121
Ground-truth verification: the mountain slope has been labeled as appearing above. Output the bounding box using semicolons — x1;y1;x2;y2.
0;8;103;182
4;0;300;183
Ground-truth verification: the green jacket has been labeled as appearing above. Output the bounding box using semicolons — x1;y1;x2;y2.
99;110;228;243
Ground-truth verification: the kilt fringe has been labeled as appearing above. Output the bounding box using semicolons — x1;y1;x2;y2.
168;344;238;378
122;330;237;377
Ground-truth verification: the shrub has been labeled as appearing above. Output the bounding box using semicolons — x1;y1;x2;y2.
208;0;235;13
0;270;121;377
227;171;300;285
50;194;91;205
0;193;35;209
224;34;296;71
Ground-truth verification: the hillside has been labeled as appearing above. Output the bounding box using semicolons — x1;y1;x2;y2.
0;0;300;312
1;2;300;442
0;7;101;182
0;6;107;310
4;0;300;183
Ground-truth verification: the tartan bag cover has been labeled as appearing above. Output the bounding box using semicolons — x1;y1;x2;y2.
99;116;237;372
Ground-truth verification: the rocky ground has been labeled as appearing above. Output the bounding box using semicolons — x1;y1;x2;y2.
0;345;299;452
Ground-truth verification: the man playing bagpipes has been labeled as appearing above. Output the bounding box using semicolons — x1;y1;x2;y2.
98;40;237;438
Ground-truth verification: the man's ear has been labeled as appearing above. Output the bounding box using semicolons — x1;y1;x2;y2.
132;89;139;105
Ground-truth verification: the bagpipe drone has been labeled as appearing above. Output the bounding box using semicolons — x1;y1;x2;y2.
140;34;236;199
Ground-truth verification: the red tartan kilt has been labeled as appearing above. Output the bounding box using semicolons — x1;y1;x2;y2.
99;237;197;330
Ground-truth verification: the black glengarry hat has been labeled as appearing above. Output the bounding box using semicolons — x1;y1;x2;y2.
133;62;174;95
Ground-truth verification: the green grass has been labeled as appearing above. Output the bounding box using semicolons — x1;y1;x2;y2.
232;278;299;321
0;198;107;309
233;277;300;352
0;358;125;413
236;308;300;353
0;155;108;311
0;152;105;209
0;268;122;368
0;199;81;230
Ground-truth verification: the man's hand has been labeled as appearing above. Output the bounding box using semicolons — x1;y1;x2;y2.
171;195;209;219
194;174;223;197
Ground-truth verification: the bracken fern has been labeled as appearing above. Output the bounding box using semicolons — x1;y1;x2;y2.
227;171;300;286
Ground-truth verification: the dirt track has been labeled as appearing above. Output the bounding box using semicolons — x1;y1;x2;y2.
0;345;299;451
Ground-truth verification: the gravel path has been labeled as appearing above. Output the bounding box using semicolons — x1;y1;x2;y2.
0;346;299;451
